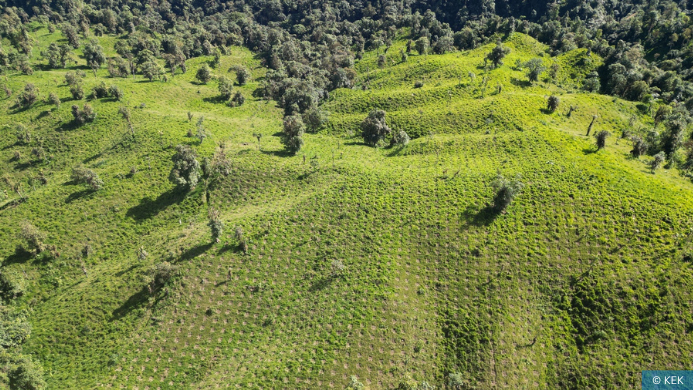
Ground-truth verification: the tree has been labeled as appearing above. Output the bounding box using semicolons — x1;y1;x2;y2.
71;104;96;124
48;92;60;109
208;208;224;243
227;91;245;107
92;81;109;98
547;95;560;112
145;262;179;294
583;72;601;92
377;54;386;68
45;43;72;68
62;24;80;48
660;118;685;157
196;64;212;84
281;115;305;154
9;356;46;390
415;37;429;55
195;117;209;144
71;165;103;190
651;152;666;173
217;76;234;100
525;58;545;82
361;110;391;147
303;107;329;133
141;61;164;81
82;39;106;68
70;84;84;100
234;65;251;86
491;174;523;213
594;130;610;150
486;40;510;68
630;136;647;158
19;221;45;254
586;115;597;136
169;145;201;190
392;129;410;147
109;85;124;101
16;83;38;108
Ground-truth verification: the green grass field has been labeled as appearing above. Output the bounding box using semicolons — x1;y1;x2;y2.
1;28;692;389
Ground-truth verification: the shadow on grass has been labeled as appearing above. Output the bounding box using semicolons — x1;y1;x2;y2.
58;120;83;132
582;147;597;155
387;146;407;157
65;188;97;203
115;264;138;277
309;275;338;292
510;78;532;88
14;160;42;171
126;189;186;221
111;286;149;321
202;95;228;104
175;243;214;264
2;247;33;266
261;149;295;158
460;204;501;229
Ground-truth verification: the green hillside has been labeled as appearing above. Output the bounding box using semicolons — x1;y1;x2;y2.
1;28;693;389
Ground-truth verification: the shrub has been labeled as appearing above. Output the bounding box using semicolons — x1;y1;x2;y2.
16;84;38;108
414;80;424;88
169;145;201;190
19;221;45;254
92;82;108;98
415;36;429;55
630;136;647;158
145;262;179;293
71;165;103;190
491;174;524;213
234;65;251;85
108;85;124;101
486;40;510;67
48;92;60;108
525;58;545;82
595;130;611;150
361;109;391;147
141;60;163;81
70;84;84;100
71;104;96;124
64;71;82;86
217;76;233;100
15;124;31;145
8;356;46;390
302;107;328;132
393;130;410;146
235;226;248;253
651;152;666;173
208;208;224;243
547;95;560;112
346;375;365;390
281;115;305;154
227;91;245;107
0;270;25;301
196;63;212;84
330;259;346;277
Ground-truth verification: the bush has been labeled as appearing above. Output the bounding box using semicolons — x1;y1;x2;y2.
8;356;46;390
64;71;82;86
281;115;305;154
227;91;245;107
169;145;201;190
145;262;179;294
196;63;212;84
393;130;410;146
594;130;611;150
302;107;328;132
16;84;38;108
208;208;224;243
547;95;560;112
361;109;391;147
651;152;666;173
234;65;251;85
92;81;108;98
141;60;163;81
491;174;523;213
70;84;84;100
71;104;96;124
19;221;45;254
108;85;124;100
71;165;103;190
414;80;424;88
0;270;25;302
630;136;647;158
486;40;510;67
217;76;233;100
525;58;545;82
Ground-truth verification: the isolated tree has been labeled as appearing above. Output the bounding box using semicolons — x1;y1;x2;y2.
65;71;82;86
525;58;545;82
62;24;80;48
235;226;248;253
491;174;524;213
217;76;233;100
46;43;72;68
109;85;124;101
547;95;560;112
71;165;103;190
234;65;251;85
227;91;245;107
208;208;224;243
169;145;201;190
361;109;391;147
586;115;597;136
415;36;429;55
281;115;305;154
82;39;106;68
196;63;212;84
346;375;365;390
71;104;96;124
331;259;346;277
92;81;109;98
594;130;611;150
48;92;60;109
195;117;209;144
141;61;164;81
377;54;386;68
16;83;38;108
19;221;46;254
630;136;647;158
145;262;179;294
651;152;666;173
486;40;510;68
70;84;84;100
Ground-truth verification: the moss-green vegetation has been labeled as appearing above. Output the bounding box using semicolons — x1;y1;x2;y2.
1;28;693;389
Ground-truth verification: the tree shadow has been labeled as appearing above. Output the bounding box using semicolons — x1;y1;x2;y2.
582;147;597;155
260;149;295;158
539;108;553;115
387;146;408;157
58;120;82;132
202;95;228;104
2;247;33;266
309;275;338;292
65;188;97;203
460;204;500;229
115;264;138;277
175;243;214;264
36;110;51;121
83;152;103;163
110;286;149;321
126;189;187;221
510;78;531;88
14;160;42;171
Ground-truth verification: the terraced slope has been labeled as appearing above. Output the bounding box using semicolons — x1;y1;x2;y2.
1;29;692;389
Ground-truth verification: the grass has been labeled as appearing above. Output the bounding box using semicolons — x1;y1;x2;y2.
1;28;692;389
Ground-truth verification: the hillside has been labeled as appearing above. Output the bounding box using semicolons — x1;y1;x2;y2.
1;27;693;390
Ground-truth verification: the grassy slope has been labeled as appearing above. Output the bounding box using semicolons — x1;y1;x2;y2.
0;29;692;389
